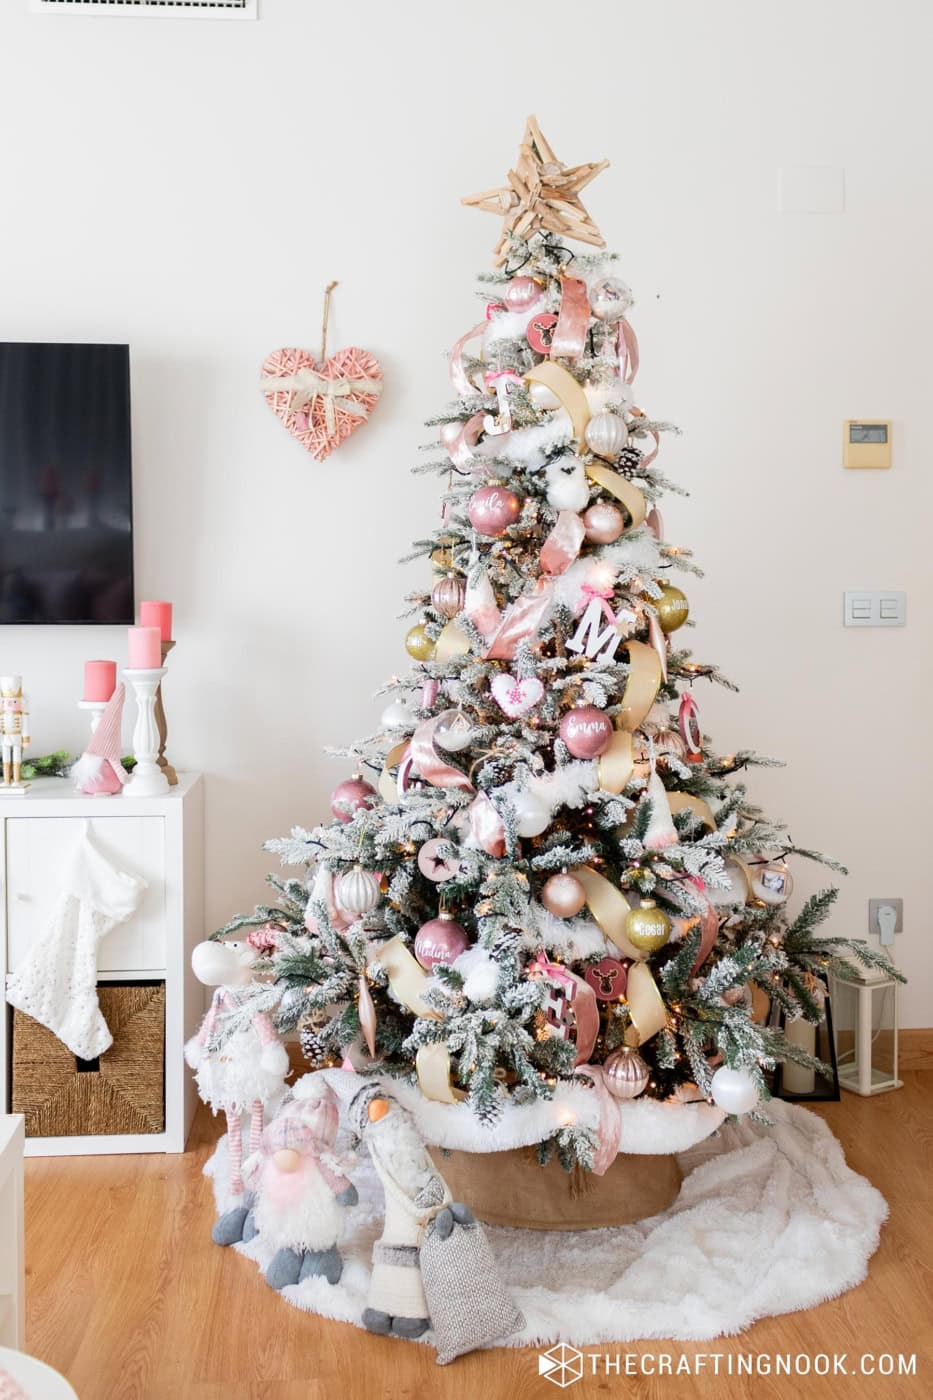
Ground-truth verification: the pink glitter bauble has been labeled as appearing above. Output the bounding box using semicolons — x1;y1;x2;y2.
560;705;613;758
413;914;469;969
468;485;522;537
541;872;587;918
330;777;377;823
502;275;541;311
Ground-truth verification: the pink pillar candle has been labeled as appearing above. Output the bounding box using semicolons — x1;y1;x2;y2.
83;659;116;702
139;600;173;642
127;626;162;670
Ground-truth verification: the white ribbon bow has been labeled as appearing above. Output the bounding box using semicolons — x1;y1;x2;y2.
261;366;382;433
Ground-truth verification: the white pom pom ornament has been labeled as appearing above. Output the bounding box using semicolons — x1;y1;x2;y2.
710;1066;759;1115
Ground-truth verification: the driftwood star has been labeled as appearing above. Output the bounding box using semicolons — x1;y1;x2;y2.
462;115;609;266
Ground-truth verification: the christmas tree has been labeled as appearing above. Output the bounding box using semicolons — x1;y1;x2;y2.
220;118;898;1171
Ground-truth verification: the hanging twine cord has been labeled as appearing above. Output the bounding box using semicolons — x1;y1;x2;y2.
320;280;339;363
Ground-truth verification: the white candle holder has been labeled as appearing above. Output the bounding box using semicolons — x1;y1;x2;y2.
77;698;108;738
123;668;170;797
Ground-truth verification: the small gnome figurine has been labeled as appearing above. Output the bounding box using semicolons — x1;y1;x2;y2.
184;939;289;1243
246;1078;358;1291
351;1085;451;1339
71;684;127;796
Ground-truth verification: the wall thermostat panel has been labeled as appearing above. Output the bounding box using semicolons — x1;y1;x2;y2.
844;420;891;469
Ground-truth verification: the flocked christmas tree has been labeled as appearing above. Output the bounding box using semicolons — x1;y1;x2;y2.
218;118;899;1171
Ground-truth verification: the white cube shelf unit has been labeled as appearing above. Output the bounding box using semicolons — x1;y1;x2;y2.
0;774;204;1156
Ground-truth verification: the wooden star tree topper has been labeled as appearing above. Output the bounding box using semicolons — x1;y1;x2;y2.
462;115;609;266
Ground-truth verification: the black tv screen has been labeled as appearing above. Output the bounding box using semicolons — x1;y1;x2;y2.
0;342;134;624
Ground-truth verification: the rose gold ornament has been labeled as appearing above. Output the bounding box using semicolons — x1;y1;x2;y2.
678;692;702;762
502;275;542;311
584;956;628;1001
582;501;625;544
541;871;587;918
526;311;559;354
431;575;465;619
559;704;613;758
330;776;377;823
468;484;522;537
604;1045;650;1099
413;912;469;968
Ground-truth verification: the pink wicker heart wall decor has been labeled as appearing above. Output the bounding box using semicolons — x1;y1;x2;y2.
260;345;383;461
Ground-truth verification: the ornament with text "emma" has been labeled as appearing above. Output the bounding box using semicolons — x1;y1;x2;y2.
560;704;613;758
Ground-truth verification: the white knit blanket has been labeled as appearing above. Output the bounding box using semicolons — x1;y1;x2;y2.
205;1100;887;1347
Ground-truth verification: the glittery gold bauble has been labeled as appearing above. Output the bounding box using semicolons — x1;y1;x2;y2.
604;1045;650;1099
624;897;672;953
405;623;435;661
651;584;689;634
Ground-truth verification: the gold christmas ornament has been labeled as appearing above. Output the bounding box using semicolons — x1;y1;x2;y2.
461;114;608;266
604;1045;650;1099
405;623;435;661
624;898;672;954
651;583;690;634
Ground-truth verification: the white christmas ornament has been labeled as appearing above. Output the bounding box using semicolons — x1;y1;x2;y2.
710;1066;759;1115
584;412;628;460
643;768;679;850
528;381;560;410
545;455;590;512
510;788;551;837
380;700;414;732
490;673;544;718
335;867;381;914
434;710;474;752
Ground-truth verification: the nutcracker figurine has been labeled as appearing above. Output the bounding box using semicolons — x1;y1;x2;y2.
0;675;30;788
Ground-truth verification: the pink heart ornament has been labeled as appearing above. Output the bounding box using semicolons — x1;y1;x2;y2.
261;345;383;462
491;673;544;718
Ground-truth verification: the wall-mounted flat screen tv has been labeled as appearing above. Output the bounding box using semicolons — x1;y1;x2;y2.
0;342;133;624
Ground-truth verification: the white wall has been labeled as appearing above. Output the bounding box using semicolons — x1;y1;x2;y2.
1;0;930;1024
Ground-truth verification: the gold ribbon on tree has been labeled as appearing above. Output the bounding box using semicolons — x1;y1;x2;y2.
524;361;591;445
416;1044;465;1103
584;459;647;531
667;791;717;832
618;640;663;732
259;366;383;435
369;937;442;1021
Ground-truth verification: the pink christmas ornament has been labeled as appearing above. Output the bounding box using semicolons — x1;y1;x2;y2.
582;502;625;544
431;575;465;619
560;705;613;758
678;692;702;762
413;914;469;969
541;871;587;918
584;956;628;1001
502;276;542;311
417;838;462;883
248;924;283;954
526;311;559;355
331;777;377;823
468;485;522;537
490;672;544;718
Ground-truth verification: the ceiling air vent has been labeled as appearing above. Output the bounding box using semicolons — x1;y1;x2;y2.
31;0;257;18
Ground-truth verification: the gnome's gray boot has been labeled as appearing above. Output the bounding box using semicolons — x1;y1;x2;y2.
212;1206;249;1246
391;1315;430;1339
299;1246;343;1285
241;1208;259;1244
265;1247;303;1290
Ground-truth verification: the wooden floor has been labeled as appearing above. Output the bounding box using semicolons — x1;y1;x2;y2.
22;1072;933;1400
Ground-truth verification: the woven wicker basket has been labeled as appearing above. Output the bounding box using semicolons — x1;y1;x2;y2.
12;982;165;1137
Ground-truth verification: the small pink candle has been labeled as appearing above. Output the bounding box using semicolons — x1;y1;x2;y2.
83;659;116;703
139;600;173;643
127;626;162;670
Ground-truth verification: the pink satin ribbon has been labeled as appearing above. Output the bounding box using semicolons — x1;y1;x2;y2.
574;1064;622;1175
648;613;669;683
406;711;507;856
421;678;439;709
465;568;502;641
686;876;720;975
540;510;586;575
467;792;506;857
551;276;590;360
618;319;640;384
485;579;554;660
443;411;486;471
448;321;488;398
580;581;617;628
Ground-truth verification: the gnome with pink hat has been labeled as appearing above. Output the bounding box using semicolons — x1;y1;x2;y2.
71;684;128;795
245;1077;359;1291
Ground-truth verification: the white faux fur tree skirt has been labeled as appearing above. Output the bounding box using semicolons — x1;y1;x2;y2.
205;1100;887;1348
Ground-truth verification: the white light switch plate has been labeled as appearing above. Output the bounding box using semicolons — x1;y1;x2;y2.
778;166;846;213
844;591;906;627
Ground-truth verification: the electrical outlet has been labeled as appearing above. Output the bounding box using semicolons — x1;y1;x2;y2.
868;898;903;936
844;591;906;627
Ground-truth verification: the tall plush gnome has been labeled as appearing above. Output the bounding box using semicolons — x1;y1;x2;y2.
184;939;289;1242
71;684;127;796
246;1078;359;1291
350;1086;451;1339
